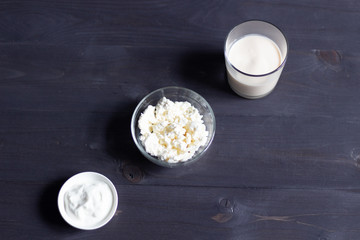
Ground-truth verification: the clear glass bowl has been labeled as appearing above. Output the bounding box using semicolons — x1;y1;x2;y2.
131;86;216;168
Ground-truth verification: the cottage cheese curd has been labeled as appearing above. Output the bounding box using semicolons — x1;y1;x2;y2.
138;97;208;163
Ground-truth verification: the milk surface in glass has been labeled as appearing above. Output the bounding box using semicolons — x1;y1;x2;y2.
228;34;281;75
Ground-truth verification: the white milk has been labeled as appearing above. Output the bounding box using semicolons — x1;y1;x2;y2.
228;34;281;75
226;34;284;98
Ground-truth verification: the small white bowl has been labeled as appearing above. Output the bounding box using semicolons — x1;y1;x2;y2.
58;172;118;230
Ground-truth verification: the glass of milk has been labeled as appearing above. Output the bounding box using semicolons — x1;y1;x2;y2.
224;20;288;99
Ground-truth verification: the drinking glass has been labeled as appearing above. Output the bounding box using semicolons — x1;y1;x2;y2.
224;20;288;99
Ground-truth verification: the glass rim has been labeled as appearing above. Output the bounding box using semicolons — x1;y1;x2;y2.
224;19;289;77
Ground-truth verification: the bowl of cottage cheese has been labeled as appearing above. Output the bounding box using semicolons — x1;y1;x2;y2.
131;86;216;167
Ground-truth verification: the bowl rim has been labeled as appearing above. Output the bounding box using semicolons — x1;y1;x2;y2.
131;86;216;168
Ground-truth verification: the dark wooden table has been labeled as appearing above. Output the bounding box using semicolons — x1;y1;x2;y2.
1;0;360;239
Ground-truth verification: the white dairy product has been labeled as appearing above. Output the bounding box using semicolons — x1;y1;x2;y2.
228;34;282;75
138;97;208;163
226;33;284;98
64;181;113;227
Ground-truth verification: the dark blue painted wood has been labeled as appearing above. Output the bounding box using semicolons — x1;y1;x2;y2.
1;0;360;239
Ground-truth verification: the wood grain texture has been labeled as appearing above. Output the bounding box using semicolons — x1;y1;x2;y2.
1;0;360;239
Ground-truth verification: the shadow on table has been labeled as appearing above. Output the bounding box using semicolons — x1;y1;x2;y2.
38;179;75;231
105;102;138;163
177;48;232;94
105;102;165;181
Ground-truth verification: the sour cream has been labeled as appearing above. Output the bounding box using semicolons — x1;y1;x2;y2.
58;172;118;230
64;182;113;226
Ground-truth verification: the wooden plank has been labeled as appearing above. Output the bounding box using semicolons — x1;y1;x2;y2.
1;182;360;239
0;0;358;49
